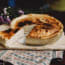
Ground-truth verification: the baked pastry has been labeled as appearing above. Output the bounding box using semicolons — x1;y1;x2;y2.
0;27;25;48
26;24;63;45
0;24;10;45
5;28;25;48
0;28;15;45
10;14;63;45
0;14;63;47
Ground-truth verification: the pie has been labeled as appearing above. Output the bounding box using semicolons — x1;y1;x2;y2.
10;14;63;45
0;14;63;48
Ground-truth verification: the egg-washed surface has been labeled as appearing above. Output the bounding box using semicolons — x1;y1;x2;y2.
11;14;63;39
27;15;63;39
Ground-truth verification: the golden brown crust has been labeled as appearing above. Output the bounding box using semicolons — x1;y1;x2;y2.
11;14;63;39
26;14;63;39
0;28;19;39
27;24;61;39
0;29;14;39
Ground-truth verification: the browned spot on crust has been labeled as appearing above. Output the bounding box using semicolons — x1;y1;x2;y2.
3;29;12;33
17;21;33;27
42;23;53;29
1;31;14;39
14;29;19;33
0;28;20;39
